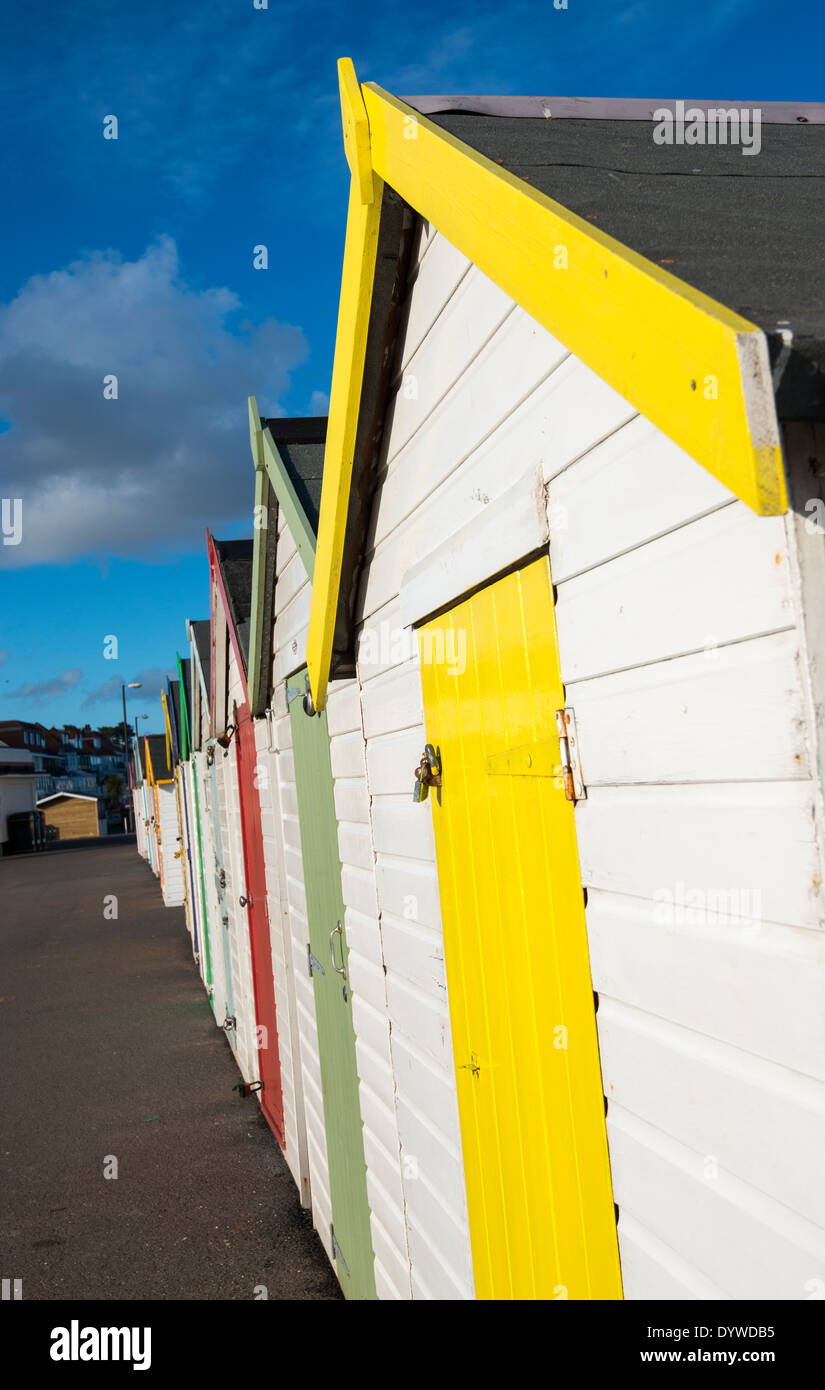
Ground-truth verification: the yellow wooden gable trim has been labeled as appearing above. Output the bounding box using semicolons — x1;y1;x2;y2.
306;60;786;711
161;691;173;775
306;59;383;711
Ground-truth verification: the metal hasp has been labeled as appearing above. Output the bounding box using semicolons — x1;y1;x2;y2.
413;743;442;803
307;943;326;978
234;1079;263;1099
223;1015;237;1032
330;1226;351;1280
555;706;586;803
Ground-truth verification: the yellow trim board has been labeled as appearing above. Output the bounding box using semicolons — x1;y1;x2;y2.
306;128;383;710
362;82;784;518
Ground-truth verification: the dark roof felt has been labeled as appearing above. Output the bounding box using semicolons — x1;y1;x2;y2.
423;108;825;417
144;733;171;780
168;680;182;761
178;658;192;743
263;417;327;538
214;538;254;672
191;619;211;693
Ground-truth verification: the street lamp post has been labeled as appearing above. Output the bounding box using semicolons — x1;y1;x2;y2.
121;682;142;833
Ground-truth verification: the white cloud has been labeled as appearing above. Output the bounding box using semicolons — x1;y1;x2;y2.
83;665;174;708
10;668;83;703
0;238;307;566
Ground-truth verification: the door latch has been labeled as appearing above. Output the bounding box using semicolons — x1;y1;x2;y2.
413;744;442;804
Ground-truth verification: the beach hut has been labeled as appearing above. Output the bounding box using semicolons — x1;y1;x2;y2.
131;733;156;871
144;732;186;908
37;792;99;840
299;66;825;1299
207;530;283;1141
130;735;150;862
165;669;208;980
187;617;234;1036
163;681;196;948
245;407;379;1281
176;648;215;1007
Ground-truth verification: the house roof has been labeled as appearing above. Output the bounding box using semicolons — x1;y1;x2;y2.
213;538;254;673
418;104;825;418
37;792;98;804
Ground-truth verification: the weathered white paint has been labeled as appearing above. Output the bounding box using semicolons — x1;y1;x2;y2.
326;677;412;1299
132;788;147;858
268;508;333;1259
179;765;198;952
193;747;227;1027
214;642;259;1087
255;714;311;1205
156;783;186;907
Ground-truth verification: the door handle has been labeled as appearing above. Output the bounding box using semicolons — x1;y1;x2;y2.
239;895;252;908
329;921;346;979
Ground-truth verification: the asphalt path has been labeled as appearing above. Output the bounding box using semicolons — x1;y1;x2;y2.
0;841;341;1300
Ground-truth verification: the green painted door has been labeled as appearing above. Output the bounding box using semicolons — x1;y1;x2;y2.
288;671;376;1300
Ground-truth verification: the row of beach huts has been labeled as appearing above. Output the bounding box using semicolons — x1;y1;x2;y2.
130;67;825;1300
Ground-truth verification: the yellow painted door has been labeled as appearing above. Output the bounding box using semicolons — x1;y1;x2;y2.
418;556;622;1300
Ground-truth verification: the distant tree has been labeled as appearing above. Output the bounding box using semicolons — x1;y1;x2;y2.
104;774;124;808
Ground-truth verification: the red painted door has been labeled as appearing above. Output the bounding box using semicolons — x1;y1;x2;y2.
234;700;284;1146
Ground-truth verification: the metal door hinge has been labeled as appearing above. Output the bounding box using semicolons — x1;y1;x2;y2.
307;943;326;977
330;1225;350;1278
484;707;586;802
556;706;586;803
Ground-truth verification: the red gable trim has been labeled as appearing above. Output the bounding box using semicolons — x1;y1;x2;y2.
206;529;250;730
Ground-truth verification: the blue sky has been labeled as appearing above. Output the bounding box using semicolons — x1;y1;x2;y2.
0;0;820;730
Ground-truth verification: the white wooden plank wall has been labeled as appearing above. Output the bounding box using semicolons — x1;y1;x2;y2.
157;784;186;907
254;713;310;1202
360;221;825;1300
180;767;197;946
547;413;825;1300
326;677;412;1300
146;787;160;877
133;790;147;858
269;507;333;1259
215;641;260;1087
194;748;227;1026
